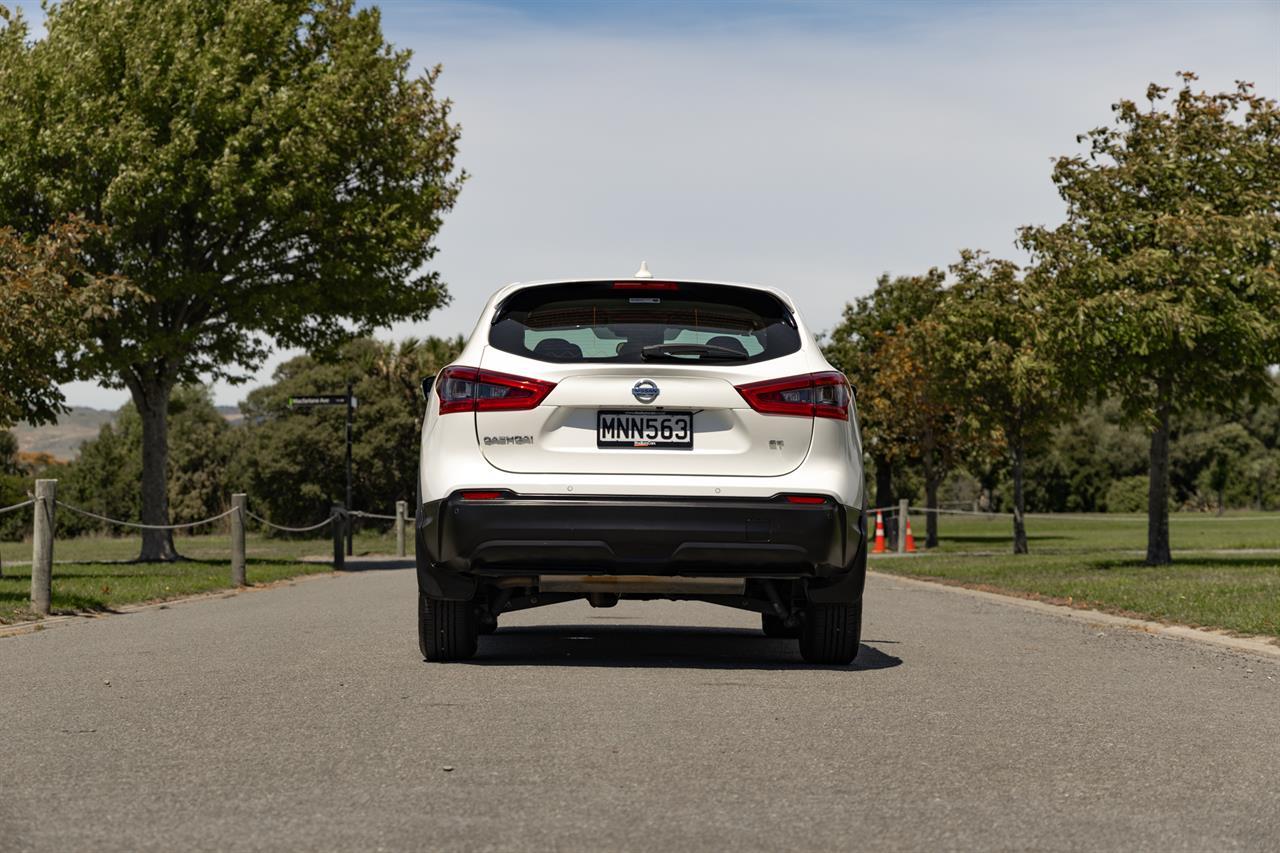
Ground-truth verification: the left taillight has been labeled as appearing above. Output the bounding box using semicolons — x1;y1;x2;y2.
435;366;556;414
735;371;850;420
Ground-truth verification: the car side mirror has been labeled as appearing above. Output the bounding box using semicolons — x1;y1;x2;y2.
421;376;436;400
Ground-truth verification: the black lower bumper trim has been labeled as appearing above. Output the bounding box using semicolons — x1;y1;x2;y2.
416;494;866;602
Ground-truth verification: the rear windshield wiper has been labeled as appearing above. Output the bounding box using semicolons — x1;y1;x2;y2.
641;343;746;361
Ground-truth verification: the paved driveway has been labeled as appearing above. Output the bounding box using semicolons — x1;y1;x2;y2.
1;564;1277;851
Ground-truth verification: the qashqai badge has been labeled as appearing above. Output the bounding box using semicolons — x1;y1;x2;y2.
632;379;660;404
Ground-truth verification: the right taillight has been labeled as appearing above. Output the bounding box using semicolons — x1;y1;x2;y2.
735;371;850;420
436;366;556;414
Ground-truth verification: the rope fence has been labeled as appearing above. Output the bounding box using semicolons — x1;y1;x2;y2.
350;510;397;521
868;503;1276;522
0;499;35;517
56;502;238;530
6;479;411;618
9;479;1272;619
244;510;334;534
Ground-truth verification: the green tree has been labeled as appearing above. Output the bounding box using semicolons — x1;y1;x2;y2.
235;336;462;528
1177;422;1262;514
1020;74;1280;564
827;270;973;547
826;271;947;533
0;1;464;559
935;251;1064;553
1243;450;1280;510
0;219;135;428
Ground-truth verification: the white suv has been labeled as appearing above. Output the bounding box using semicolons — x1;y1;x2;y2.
416;273;867;664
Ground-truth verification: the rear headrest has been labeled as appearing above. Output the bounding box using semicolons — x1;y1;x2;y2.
532;338;583;360
705;336;749;356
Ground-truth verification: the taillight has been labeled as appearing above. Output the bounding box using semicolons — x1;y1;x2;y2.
784;495;829;504
735;371;850;420
459;490;506;500
436;366;555;414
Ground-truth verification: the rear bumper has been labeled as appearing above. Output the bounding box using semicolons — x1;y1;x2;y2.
416;493;866;602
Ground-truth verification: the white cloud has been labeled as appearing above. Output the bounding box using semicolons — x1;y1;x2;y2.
45;0;1280;408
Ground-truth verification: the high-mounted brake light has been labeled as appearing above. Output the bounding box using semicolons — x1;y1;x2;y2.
435;366;556;414
735;371;850;420
611;281;679;291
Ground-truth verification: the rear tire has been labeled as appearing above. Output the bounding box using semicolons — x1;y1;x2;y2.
798;599;861;665
418;592;478;662
761;613;800;638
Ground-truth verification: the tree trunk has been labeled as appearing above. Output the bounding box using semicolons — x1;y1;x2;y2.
1011;442;1028;555
1216;488;1225;517
924;474;939;548
920;438;939;548
129;376;179;562
873;454;895;547
873;454;892;510
1146;400;1173;566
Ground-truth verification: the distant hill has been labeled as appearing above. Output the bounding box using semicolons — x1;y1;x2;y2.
12;404;243;461
12;407;117;461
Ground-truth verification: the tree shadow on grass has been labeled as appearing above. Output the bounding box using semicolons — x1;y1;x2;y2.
461;623;904;671
942;534;1070;545
0;588;112;616
1084;555;1280;572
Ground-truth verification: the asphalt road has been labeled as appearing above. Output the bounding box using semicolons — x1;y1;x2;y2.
2;563;1277;853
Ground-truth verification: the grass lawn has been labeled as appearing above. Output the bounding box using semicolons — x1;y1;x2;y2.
0;559;335;624
0;527;399;566
0;528;401;624
872;511;1280;639
892;510;1280;553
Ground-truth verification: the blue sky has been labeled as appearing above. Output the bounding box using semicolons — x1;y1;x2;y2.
32;0;1280;409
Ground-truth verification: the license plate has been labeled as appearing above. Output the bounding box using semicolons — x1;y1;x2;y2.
597;410;693;448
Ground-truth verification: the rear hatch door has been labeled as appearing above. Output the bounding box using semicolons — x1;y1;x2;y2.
474;280;814;477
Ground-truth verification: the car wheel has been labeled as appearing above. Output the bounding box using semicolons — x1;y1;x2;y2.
798;599;861;665
418;592;478;662
761;613;799;638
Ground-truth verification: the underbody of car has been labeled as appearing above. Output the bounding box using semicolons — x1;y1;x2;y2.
416;273;867;664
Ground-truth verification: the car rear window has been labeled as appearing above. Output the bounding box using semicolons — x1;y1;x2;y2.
489;282;801;364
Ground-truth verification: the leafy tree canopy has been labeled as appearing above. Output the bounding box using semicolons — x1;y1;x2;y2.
0;0;464;379
1020;73;1280;424
826;269;947;468
0;0;465;557
0;219;137;427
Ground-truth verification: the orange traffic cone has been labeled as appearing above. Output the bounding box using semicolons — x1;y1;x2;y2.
873;510;886;553
904;516;917;553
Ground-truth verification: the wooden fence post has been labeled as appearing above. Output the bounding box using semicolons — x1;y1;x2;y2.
897;498;909;554
31;479;56;616
231;493;247;587
332;504;345;570
395;500;407;557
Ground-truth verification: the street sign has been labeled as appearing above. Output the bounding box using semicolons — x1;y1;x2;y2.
288;395;357;408
285;387;358;555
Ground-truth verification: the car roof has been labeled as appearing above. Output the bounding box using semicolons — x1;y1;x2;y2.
487;278;800;313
